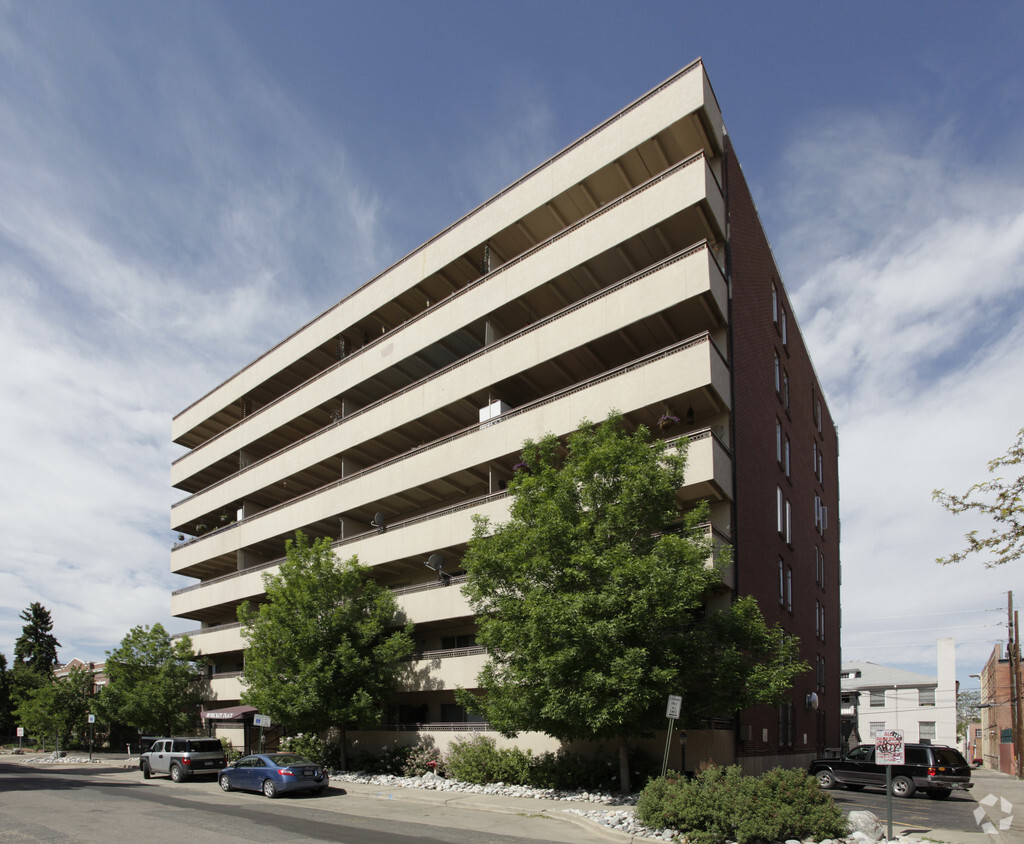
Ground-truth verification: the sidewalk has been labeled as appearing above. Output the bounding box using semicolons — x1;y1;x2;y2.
918;768;1023;844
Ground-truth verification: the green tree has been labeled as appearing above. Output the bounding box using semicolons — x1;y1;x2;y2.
97;624;206;735
957;689;981;743
458;413;807;793
933;427;1023;567
14;602;61;675
238;532;415;770
0;653;13;735
14;666;94;750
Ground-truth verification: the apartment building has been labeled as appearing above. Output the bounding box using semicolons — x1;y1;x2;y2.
169;59;840;772
975;642;1022;774
839;639;959;749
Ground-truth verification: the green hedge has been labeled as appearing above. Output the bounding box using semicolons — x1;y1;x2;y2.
636;765;848;844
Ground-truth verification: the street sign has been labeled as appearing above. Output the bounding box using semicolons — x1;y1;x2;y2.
88;714;96;724
666;695;682;719
875;729;905;765
253;714;272;728
16;727;24;737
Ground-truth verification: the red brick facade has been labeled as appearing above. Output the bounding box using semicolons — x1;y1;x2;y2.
724;137;842;766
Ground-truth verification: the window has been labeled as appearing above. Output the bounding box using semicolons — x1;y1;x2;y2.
975;728;981;740
815;600;820;638
784;437;791;478
870;690;886;707
777;487;785;534
772;283;778;323
815;398;822;432
919;688;936;707
776;419;782;463
781;309;788;346
818;450;824;484
786;566;793;612
816;655;826;691
783;369;790;410
774;352;781;392
785;499;792;544
919;722;936;744
778;558;785;605
869;721;886;737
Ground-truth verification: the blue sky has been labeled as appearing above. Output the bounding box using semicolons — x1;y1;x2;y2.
2;1;1022;695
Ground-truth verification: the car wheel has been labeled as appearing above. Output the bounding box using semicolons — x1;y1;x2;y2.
170;764;184;783
891;775;916;798
926;788;952;800
816;769;837;790
219;774;233;792
262;779;278;798
141;762;151;780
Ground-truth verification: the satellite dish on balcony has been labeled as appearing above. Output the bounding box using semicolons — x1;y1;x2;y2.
370;512;387;533
425;554;451;584
806;692;820;710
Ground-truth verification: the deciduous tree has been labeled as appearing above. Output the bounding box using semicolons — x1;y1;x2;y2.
15;665;94;750
933;427;1023;568
97;624;206;735
459;413;806;793
238;532;415;769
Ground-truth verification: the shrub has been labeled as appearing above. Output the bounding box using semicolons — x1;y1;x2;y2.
445;735;532;785
400;741;446;777
733;766;847;844
636;765;847;844
528;746;658;792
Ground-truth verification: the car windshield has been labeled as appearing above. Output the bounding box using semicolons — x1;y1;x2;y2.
266;754;313;766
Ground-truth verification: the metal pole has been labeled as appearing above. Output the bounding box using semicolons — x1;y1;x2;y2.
886;764;893;840
1013;608;1023;778
661;718;675;778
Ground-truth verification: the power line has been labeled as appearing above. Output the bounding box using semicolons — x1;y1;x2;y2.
844;624;1005;636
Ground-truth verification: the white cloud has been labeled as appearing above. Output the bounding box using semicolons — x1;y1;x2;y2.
770;108;1024;682
0;7;385;660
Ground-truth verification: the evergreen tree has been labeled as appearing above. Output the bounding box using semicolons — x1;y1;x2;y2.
14;602;61;675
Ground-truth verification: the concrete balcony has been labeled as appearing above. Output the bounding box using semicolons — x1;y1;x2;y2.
170;335;731;572
171;155;726;498
173;61;722;445
399;648;488;693
209;673;244;701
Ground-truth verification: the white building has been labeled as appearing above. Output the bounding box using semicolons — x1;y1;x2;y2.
840;639;958;748
169;59;841;769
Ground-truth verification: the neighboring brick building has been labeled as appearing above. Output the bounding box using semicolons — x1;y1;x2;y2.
168;59;840;772
976;643;1021;775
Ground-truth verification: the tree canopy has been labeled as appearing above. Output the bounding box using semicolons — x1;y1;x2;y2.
238;532;415;769
97;624;206;735
15;665;94;749
14;602;61;675
458;413;806;793
933;427;1023;567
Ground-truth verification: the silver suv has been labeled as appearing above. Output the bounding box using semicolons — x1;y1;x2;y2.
140;737;226;782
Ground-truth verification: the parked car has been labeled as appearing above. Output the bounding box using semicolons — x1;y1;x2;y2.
140;737;226;782
809;743;973;799
218;753;330;798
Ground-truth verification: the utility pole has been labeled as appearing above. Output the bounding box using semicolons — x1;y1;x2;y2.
1009;593;1023;779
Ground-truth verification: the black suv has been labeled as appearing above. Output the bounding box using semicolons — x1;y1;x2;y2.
809;743;973;799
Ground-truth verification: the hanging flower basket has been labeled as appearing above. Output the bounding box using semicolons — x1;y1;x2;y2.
658;414;680;432
512;461;531;474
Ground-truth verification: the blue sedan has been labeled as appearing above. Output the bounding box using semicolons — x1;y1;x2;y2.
218;753;329;798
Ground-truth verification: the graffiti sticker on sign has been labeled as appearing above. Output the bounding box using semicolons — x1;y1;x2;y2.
875;728;904;765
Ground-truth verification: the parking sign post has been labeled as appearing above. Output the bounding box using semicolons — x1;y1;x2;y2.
661;695;682;778
875;728;904;840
